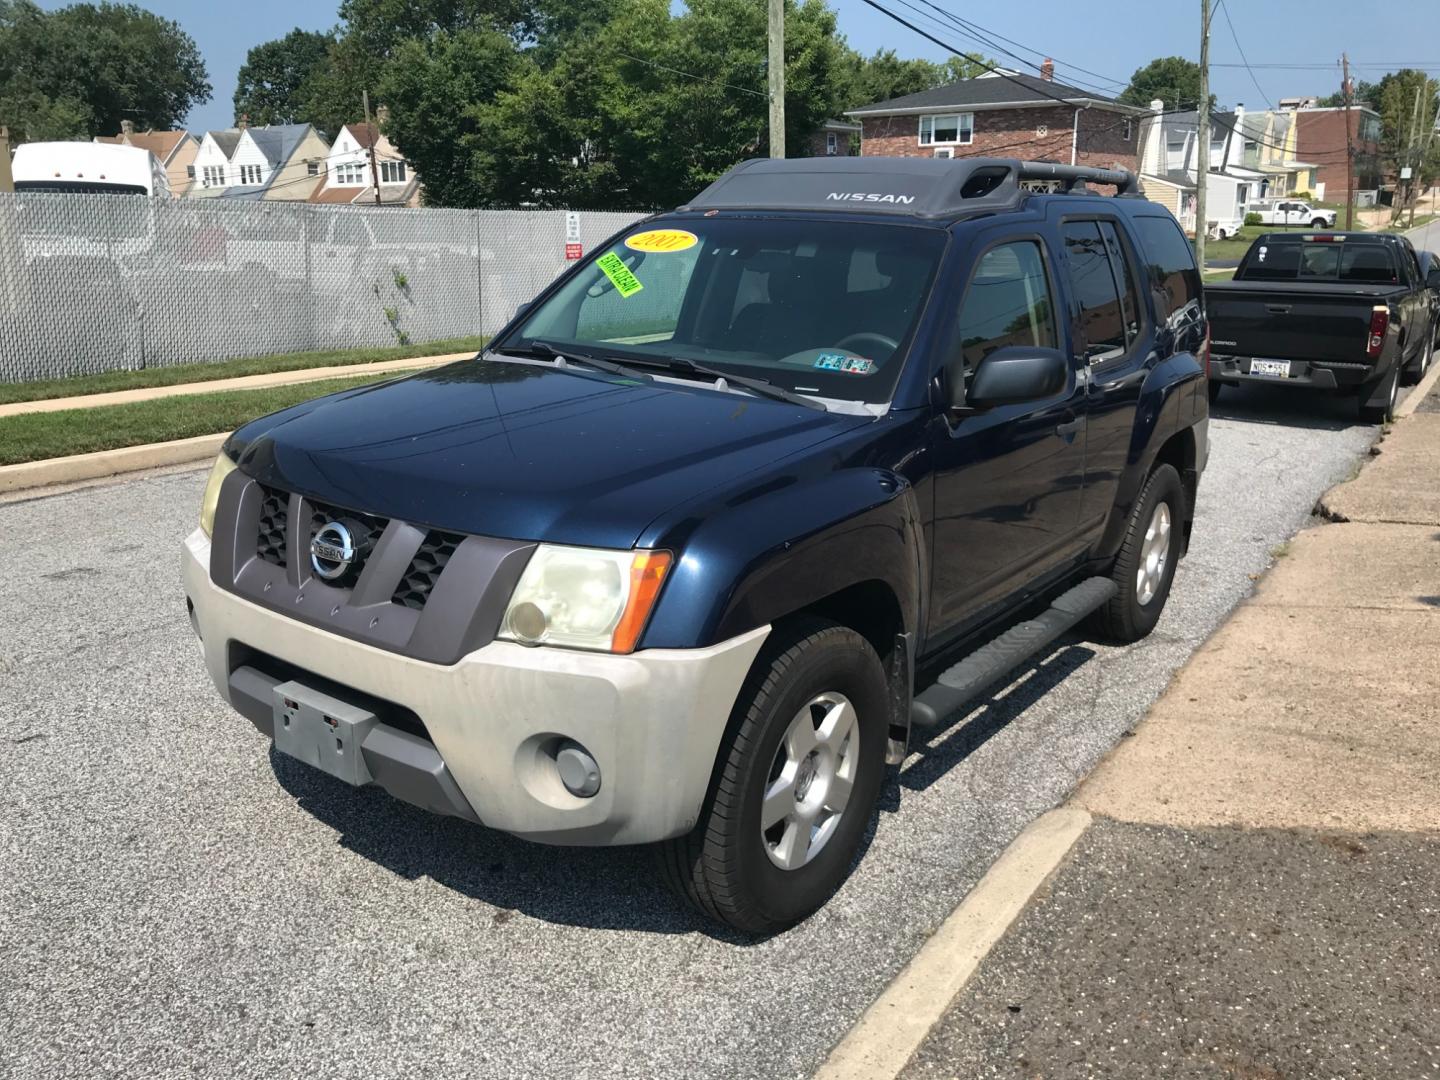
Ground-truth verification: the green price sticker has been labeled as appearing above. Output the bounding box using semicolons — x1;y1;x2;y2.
596;251;644;298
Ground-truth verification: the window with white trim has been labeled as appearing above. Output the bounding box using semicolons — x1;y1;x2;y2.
307;161;320;176
1122;118;1133;141
239;164;263;185
333;161;367;185
202;165;225;187
380;159;407;183
918;113;973;147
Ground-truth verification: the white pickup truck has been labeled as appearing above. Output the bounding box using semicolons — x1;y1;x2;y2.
1248;199;1337;229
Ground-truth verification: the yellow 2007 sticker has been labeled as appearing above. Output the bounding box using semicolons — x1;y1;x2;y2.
624;229;698;253
596;251;644;297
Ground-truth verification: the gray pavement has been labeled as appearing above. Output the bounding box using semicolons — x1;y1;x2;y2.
0;381;1383;1079
898;820;1440;1080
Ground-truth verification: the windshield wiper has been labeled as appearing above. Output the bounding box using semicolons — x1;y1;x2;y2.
628;355;828;411
500;340;655;383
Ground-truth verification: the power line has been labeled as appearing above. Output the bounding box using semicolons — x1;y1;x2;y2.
1215;0;1273;110
613;51;768;98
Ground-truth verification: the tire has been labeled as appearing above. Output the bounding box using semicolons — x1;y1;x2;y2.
1358;363;1400;424
1405;331;1432;385
1088;464;1185;644
1311;218;1327;229
1207;381;1224;405
658;618;889;934
1216;228;1228;241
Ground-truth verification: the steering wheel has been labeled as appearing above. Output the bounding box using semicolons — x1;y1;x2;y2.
833;331;899;357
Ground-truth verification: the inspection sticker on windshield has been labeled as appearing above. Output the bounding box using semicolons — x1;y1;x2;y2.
814;353;875;375
596;251;644;297
625;229;698;253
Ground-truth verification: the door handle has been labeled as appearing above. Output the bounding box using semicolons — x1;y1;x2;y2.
1055;415;1084;438
1265;304;1291;314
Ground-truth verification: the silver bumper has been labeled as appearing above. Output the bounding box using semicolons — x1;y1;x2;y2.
183;529;769;845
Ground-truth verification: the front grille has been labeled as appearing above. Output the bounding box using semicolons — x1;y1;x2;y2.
256;485;288;567
392;530;464;610
306;499;388;560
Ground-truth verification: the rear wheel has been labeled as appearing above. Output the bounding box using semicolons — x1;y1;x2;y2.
1088;464;1185;644
1358;364;1400;424
658;619;889;934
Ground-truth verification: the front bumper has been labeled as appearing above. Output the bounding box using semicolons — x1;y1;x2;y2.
183;530;769;845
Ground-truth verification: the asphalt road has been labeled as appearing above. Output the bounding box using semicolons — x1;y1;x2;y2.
0;382;1384;1079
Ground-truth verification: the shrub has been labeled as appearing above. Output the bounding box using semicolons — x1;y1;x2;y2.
1244;212;1263;226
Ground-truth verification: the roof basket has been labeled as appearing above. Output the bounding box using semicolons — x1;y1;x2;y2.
679;157;1140;220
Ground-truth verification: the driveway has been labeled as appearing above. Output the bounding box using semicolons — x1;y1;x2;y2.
0;383;1383;1079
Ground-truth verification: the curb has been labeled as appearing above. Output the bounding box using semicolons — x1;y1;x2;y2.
0;432;225;495
0;353;471;420
814;807;1091;1080
1394;352;1440;420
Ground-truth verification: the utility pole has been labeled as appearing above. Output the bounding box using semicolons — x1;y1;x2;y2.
363;89;382;205
1342;53;1355;230
767;0;785;157
1194;0;1209;268
1400;82;1424;224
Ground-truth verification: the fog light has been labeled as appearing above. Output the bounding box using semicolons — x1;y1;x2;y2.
556;740;601;798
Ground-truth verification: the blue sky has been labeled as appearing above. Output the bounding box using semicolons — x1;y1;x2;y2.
43;0;1440;134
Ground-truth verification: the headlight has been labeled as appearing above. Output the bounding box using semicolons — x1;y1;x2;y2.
499;545;672;654
198;453;238;537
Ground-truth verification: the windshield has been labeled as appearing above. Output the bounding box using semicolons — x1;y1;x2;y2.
501;217;947;404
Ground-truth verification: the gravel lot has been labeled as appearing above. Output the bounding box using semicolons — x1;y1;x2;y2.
0;383;1381;1080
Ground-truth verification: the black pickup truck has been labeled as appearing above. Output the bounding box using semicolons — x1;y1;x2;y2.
1207;231;1439;421
184;158;1209;932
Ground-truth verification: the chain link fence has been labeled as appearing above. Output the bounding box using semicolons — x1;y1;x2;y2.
0;193;647;384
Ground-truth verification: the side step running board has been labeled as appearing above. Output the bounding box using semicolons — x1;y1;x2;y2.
910;576;1117;729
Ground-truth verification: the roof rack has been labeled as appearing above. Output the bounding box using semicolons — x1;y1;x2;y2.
679;157;1139;220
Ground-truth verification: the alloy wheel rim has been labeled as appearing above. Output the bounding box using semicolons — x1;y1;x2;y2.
1135;501;1172;607
761;691;858;871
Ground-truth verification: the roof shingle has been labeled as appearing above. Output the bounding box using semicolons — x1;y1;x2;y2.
846;72;1134;117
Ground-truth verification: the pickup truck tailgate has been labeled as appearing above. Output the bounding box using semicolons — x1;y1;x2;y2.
1206;282;1405;364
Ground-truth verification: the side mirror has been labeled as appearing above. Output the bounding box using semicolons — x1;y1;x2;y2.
513;300;535;322
958;346;1069;409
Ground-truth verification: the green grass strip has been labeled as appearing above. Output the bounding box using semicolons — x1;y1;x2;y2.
0;336;486;407
0;370;417;466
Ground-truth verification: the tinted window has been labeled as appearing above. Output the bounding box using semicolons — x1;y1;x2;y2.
1098;221;1142;346
955;241;1056;370
1062;221;1127;362
1132;215;1202;325
1240;240;1398;284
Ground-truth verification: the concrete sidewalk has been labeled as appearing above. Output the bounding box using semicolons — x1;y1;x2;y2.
898;385;1440;1076
0;350;475;420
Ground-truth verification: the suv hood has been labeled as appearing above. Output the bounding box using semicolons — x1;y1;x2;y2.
229;356;868;549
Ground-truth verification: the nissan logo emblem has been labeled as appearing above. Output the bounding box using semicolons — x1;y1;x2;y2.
310;520;356;580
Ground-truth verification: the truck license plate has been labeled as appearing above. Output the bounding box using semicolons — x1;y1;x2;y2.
1250;359;1291;378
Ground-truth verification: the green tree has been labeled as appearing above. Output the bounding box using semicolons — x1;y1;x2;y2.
1371;69;1440;208
234;29;336;127
0;0;210;141
1119;55;1201;110
841;48;990;109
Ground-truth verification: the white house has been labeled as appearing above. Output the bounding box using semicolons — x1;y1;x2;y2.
1137;101;1261;239
187;123;329;201
190;129;242;195
309;119;420;206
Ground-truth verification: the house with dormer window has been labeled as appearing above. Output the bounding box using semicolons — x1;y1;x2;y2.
185;122;329;201
309;118;421;206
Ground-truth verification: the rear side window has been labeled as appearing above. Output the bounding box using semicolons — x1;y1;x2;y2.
1062;220;1132;363
1132;215;1202;326
954;241;1056;371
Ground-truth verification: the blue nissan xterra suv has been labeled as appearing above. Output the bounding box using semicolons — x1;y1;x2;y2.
184;158;1209;932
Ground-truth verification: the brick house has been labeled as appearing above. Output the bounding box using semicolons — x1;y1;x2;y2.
1293;106;1383;201
802;119;862;158
844;65;1145;172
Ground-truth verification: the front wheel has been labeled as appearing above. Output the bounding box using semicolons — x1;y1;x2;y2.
1311;218;1328;228
1088;464;1185;644
659;619;889;934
